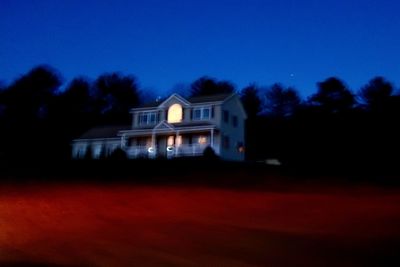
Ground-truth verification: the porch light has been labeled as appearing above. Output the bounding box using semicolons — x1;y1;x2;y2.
166;146;174;152
148;147;155;153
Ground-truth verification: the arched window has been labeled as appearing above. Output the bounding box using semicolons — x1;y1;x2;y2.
167;103;183;123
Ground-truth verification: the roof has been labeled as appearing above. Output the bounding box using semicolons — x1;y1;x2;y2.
173;121;215;128
136;93;234;109
76;125;130;140
188;93;233;103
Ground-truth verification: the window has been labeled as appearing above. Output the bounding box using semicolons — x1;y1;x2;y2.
167;104;183;123
138;112;157;125
193;107;211;120
167;136;175;146
236;142;244;153
194;109;201;120
203;108;210;119
175;135;182;146
223;135;230;149
198;135;207;144
232;115;238;127
150;113;156;123
223;110;229;123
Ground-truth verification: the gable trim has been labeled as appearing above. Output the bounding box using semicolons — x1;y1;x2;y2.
153;120;175;130
158;93;191;108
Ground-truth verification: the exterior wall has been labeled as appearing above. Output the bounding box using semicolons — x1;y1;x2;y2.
189;103;222;126
218;95;246;161
132;112;138;128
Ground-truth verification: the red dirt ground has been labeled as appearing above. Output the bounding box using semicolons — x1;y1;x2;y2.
1;182;400;266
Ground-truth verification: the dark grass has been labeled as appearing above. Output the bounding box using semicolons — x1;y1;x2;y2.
1;157;399;188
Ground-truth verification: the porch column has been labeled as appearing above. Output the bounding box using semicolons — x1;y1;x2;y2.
175;131;179;157
121;134;126;149
210;129;214;149
151;131;156;155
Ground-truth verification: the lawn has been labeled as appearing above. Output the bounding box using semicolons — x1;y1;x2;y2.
1;179;400;266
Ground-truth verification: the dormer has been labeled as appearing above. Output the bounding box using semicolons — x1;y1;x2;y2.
158;93;191;124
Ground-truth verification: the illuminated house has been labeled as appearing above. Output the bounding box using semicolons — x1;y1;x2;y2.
72;93;247;161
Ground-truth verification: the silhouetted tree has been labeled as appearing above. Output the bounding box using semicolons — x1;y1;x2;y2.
240;84;262;118
93;73;141;123
358;76;394;110
2;65;62;122
309;77;355;113
0;66;62;160
264;83;301;117
190;76;235;97
52;78;94;121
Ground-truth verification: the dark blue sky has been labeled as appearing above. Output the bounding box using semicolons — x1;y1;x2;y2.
1;0;399;97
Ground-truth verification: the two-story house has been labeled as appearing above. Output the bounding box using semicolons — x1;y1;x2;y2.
72;93;247;161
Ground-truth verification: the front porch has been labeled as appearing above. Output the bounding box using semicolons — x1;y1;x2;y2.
125;143;214;159
121;128;219;159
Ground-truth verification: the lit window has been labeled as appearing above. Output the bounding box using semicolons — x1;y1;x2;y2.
167;136;174;146
198;136;207;144
175;135;182;146
237;142;244;153
167;104;183;123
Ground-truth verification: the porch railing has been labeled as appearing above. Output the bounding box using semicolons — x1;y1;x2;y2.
125;143;214;159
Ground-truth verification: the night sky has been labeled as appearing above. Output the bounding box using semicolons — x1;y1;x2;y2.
1;0;399;97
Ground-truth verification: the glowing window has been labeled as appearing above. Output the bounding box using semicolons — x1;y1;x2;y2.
167;136;174;146
198;136;207;144
168;104;183;123
175;135;182;146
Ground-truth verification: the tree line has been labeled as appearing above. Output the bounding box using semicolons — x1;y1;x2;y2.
0;65;399;173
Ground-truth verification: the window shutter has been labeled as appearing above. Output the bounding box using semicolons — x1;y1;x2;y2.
190;109;193;120
211;106;214;118
165;110;168;121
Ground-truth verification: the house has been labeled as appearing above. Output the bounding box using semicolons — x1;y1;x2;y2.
72;93;247;161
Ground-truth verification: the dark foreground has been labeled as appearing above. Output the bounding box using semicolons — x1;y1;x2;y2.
1;169;400;267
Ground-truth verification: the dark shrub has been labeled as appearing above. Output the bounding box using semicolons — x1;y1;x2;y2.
83;146;93;160
109;148;128;160
203;146;219;161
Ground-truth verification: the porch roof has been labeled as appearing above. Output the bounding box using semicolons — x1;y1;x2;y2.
75;125;130;140
119;122;218;136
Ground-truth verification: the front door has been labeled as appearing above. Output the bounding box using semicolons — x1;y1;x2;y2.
156;136;167;158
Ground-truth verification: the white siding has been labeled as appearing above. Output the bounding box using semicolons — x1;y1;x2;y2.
218;95;246;161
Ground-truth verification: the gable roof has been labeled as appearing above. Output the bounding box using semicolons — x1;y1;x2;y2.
134;93;235;110
75;125;130;140
188;93;233;103
158;93;191;108
153;121;175;130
